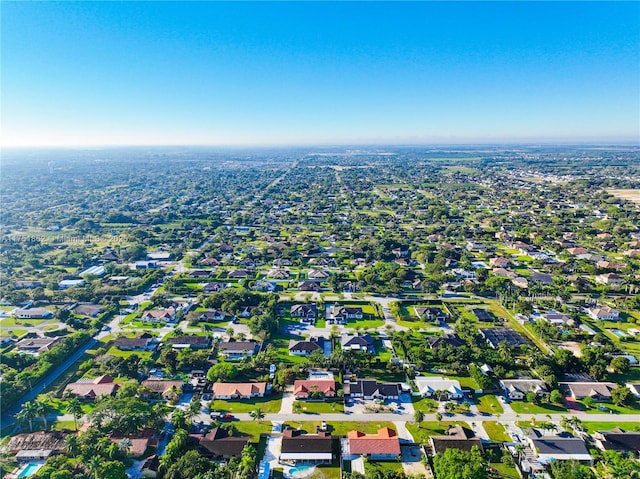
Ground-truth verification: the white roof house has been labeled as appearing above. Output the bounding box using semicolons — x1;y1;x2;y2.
414;377;464;399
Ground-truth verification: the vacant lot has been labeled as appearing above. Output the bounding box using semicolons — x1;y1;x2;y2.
607;189;640;204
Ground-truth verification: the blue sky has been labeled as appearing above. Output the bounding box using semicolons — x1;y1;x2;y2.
2;1;639;146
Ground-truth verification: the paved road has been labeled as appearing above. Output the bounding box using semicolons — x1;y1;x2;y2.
1;337;97;425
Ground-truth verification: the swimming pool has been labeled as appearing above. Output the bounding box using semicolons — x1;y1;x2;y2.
17;463;42;478
287;465;316;478
609;329;627;338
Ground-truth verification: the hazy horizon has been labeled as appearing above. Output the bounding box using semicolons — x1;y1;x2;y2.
3;2;639;147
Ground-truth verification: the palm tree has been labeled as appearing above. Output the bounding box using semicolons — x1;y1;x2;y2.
87;455;102;479
65;434;80;459
65;398;83;431
413;410;424;428
33;399;49;430
249;407;265;423
17;401;38;432
292;401;303;414
185;400;202;421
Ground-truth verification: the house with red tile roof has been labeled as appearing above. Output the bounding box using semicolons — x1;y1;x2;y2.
293;380;337;399
212;382;267;399
346;427;401;460
64;375;119;400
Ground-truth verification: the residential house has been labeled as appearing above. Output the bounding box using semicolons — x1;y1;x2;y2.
293;380;337;399
526;430;593;465
114;333;157;351
267;269;290;279
298;281;321;292
64;375;119;400
479;328;527;348
341;333;374;353
593;428;640;454
595;273;624;286
142;307;176;323
587;306;620;321
427;333;464;350
346;427;401;460
543;312;574;327
280;429;333;464
414;307;447;321
218;339;261;360
560;381;617;401
203;282;225;293
197;309;227;322
289;337;327;357
430;426;484;454
499;379;548;400
343;379;401;400
228;269;250;279
189;270;212;279
66;302;103;317
530;271;554;285
110;429;159;458
15;308;53;319
165;335;212;349
196;427;250;459
596;261;625;271
141;380;185;399
15;337;61;355
489;257;510;268
414;377;464;400
290;304;317;322
211;382;267;399
328;306;363;324
8;431;68;463
308;270;329;281
626;383;640;398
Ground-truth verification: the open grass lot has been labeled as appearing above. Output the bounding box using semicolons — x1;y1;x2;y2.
106;345;155;359
583;402;640;415
489;462;520;478
229;420;272;441
284;420;395;436
299;400;344;414
0;317;49;327
356;366;408;383
581;421;640;433
406;421;469;444
483;421;510;442
397;319;437;329
509;401;568;414
411;397;439;413
346;318;384;329
475;394;504;415
210;395;282;414
52;420;77;431
365;461;403;475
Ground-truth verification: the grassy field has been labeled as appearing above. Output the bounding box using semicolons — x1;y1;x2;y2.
475;395;504;415
298;401;344;414
489;462;520;478
581;421;640;433
210;395;282;414
411;397;439;413
365;461;403;475
482;421;510;442
406;421;469;444
0;317;49;327
229;420;272;441
283;420;395;436
417;371;479;390
509;401;568;414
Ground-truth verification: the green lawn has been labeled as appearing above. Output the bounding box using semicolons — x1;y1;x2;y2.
581;422;640;434
489;462;520;478
509;401;568;414
476;395;504;415
365;461;403;475
210;395;282;414
406;421;470;444
0;317;48;327
346;319;385;329
106;345;154;359
412;397;439;413
483;421;510;442
283;421;396;436
229;421;272;441
299;401;344;414
583;402;640;415
417;371;479;390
